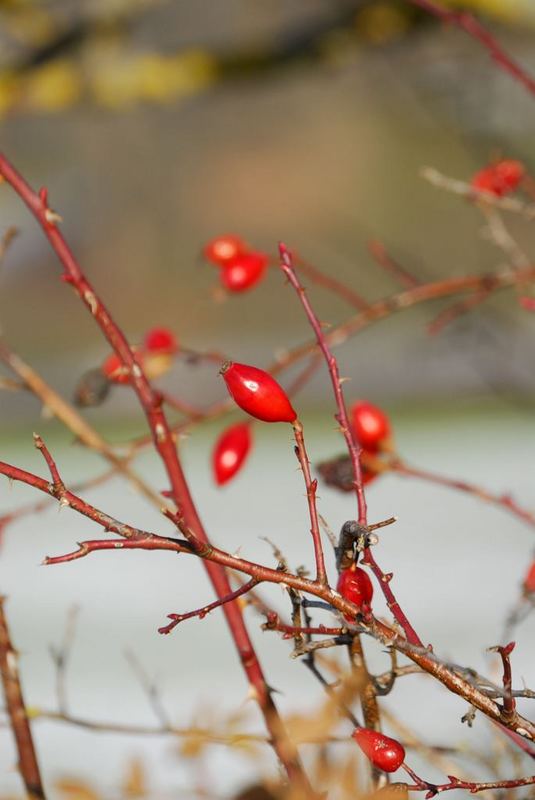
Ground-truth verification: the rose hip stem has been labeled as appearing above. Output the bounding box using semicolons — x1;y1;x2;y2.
0;154;312;794
279;243;368;527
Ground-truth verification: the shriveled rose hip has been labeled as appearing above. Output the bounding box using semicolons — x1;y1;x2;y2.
212;421;252;486
352;728;405;773
220;362;297;423
221;252;269;293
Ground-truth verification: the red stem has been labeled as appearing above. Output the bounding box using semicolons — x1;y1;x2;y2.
279;243;423;647
408;0;535;98
292;419;328;584
0;154;312;793
158;579;259;634
279;243;368;527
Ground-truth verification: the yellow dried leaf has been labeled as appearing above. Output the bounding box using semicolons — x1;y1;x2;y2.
55;778;101;800
122;757;146;798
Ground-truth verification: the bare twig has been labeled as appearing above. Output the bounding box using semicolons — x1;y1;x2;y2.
407;0;535;98
0;597;46;800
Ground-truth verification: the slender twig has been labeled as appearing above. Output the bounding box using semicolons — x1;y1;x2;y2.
368;240;420;288
279;243;368;527
49;606;79;715
390;459;535;530
407;0;535;98
124;650;171;729
403;762;535;796
421;167;535;216
262;613;346;639
159;579;259;635
0;596;46;800
292;419;328;585
291;252;369;311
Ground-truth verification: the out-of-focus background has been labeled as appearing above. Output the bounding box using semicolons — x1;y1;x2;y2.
1;2;535;798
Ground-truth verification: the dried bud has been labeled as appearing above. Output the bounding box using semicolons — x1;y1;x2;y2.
73;368;111;407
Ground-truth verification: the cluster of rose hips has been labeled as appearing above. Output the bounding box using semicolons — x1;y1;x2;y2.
217;361;406;773
203;235;269;293
74;326;178;406
213;362;392;490
470;158;525;197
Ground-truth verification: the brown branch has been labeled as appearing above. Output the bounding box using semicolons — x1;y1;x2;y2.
368;240;420;288
0;597;46;800
290;252;369;311
3;439;535;743
402;763;535;796
488;642;516;723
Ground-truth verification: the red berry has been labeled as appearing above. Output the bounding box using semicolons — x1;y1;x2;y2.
203;235;247;265
144;327;178;355
352;401;391;451
221;252;268;293
523;561;535;594
101;352;131;384
212;422;252;485
220;362;297;423
352;728;405;773
471;160;525;197
337;565;373;620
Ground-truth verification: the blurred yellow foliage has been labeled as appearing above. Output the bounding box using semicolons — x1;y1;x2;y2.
54;778;101;800
90;49;217;109
436;0;535;23
356;3;411;45
23;59;82;111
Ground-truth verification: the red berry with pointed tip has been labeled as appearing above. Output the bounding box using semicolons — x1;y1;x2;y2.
144;327;178;355
352;401;391;451
471;160;525;197
337;565;373;621
203;235;247;265
221;252;269;293
220;362;297;423
352;728;405;773
212;422;252;486
101;352;131;384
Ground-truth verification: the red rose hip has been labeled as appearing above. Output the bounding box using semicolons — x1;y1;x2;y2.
351;401;391;451
221;252;268;293
144;327;178;355
220;362;297;423
212;421;252;485
337;564;373;620
352;728;405;773
471;159;525;197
